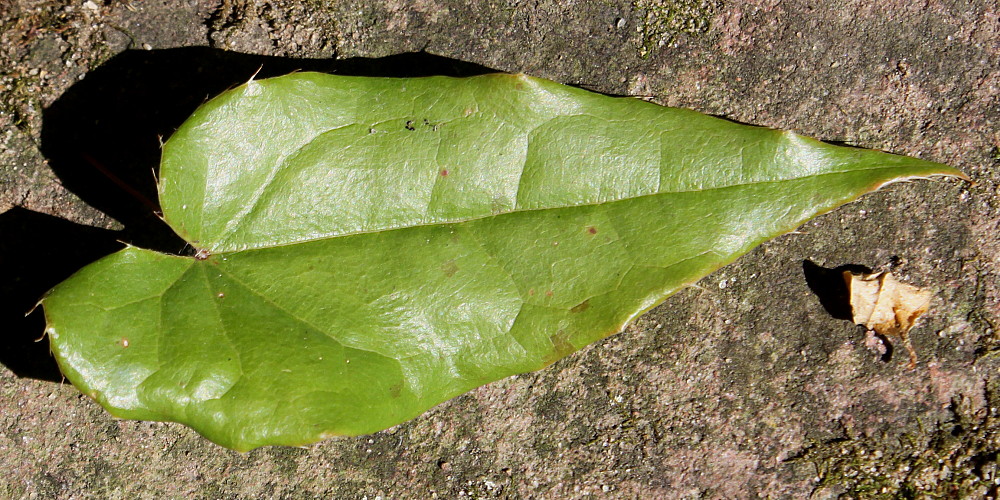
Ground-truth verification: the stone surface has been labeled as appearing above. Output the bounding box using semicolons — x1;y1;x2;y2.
1;0;997;497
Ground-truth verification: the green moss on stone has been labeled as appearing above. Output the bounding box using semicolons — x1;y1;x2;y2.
633;0;719;57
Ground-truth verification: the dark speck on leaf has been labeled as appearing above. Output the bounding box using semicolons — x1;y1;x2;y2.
405;120;415;131
389;382;403;398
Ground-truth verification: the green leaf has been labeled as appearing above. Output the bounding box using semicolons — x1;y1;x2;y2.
41;73;963;451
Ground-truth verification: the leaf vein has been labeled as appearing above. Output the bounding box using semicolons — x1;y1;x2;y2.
220;165;914;253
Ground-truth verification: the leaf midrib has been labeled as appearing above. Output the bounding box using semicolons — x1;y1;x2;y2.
198;165;926;255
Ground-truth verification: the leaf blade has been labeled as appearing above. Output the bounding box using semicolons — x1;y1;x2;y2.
45;72;963;450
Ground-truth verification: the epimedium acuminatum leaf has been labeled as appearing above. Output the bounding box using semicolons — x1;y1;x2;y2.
41;72;965;451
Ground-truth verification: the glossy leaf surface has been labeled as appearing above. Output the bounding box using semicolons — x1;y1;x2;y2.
42;73;962;450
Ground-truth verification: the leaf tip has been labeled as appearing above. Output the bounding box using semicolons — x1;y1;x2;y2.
871;168;970;192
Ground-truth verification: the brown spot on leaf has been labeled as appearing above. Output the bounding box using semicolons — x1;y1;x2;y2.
587;226;598;235
440;259;459;277
528;288;536;296
545;290;553;297
389;382;403;398
570;299;590;313
440;169;449;177
490;196;506;214
545;330;575;364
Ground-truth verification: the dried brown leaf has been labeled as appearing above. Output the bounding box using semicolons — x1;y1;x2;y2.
843;271;933;368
